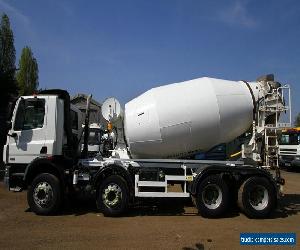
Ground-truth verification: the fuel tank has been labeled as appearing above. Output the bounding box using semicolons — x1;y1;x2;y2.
124;77;257;158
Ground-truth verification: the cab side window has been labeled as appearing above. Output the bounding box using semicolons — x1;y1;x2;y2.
14;99;45;130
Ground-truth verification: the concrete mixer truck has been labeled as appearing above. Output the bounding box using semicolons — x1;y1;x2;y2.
3;74;291;218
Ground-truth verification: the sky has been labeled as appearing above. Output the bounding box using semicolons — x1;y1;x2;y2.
0;0;299;121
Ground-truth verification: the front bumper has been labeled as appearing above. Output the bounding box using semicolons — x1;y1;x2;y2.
280;155;300;168
291;159;300;167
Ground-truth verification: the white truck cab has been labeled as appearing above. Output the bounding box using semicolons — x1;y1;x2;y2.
4;92;83;165
279;127;300;168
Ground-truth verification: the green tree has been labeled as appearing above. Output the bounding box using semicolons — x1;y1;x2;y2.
0;13;17;167
294;113;300;127
16;46;39;95
0;13;16;97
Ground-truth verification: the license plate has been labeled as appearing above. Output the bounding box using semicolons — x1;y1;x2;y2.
285;163;291;166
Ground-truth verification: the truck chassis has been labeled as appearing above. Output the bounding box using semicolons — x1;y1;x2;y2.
4;157;282;218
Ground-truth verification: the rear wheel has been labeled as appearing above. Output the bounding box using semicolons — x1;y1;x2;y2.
27;173;62;215
238;176;276;218
97;175;129;217
195;175;230;218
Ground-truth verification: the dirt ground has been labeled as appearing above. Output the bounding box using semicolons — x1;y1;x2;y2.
0;170;299;250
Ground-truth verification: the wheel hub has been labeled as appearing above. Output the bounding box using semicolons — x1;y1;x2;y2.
33;182;53;207
102;184;122;207
249;185;269;210
202;184;222;209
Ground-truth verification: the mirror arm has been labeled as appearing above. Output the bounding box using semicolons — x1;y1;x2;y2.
8;132;17;138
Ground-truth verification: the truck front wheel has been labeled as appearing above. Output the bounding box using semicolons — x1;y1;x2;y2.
194;175;230;218
27;173;62;215
97;175;129;217
238;176;276;218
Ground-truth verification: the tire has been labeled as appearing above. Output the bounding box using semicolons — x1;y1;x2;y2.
237;176;276;218
97;175;129;217
194;175;230;218
27;173;62;215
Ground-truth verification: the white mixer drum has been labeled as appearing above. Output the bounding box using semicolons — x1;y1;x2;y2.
124;77;256;158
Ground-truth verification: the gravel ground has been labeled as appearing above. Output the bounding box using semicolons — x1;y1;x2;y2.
0;169;299;250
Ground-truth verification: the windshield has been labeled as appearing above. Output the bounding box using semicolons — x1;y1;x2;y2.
88;128;101;145
279;133;300;145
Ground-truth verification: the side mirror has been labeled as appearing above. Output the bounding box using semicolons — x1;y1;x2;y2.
6;121;12;130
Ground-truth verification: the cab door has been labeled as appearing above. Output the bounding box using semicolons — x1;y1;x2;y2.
7;97;47;164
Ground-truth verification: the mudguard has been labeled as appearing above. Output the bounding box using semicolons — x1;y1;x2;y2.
92;161;134;197
23;157;65;187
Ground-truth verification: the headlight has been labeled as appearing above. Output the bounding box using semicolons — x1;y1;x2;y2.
295;156;300;160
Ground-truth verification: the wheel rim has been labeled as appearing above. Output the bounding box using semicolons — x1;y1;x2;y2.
102;183;122;208
33;182;54;208
201;184;222;209
249;185;269;210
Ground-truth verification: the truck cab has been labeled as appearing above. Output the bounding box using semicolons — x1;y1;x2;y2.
4;91;83;190
279;127;300;169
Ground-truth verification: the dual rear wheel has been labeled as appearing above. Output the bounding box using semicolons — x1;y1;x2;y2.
237;177;276;218
194;175;276;218
194;175;229;218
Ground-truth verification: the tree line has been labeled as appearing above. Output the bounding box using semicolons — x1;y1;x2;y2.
0;13;39;97
0;13;39;166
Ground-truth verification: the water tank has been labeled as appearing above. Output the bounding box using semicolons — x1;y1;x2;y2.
124;77;256;158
